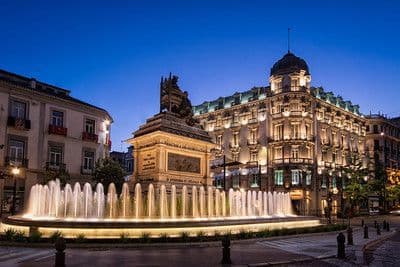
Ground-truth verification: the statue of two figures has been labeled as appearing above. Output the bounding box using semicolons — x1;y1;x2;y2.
159;73;198;126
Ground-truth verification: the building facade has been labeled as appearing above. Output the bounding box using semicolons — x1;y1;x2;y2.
193;52;368;216
0;69;112;214
110;145;134;175
365;114;400;208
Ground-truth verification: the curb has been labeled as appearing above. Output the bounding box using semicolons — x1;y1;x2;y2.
362;229;397;252
248;256;314;266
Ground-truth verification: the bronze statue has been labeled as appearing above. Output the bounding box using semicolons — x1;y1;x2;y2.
159;73;198;126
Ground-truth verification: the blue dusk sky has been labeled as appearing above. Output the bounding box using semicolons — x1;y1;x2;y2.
1;1;400;151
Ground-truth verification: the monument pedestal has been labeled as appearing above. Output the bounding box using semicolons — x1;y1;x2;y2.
128;112;215;192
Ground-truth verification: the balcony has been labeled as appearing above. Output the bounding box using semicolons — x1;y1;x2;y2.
48;124;67;136
4;156;29;168
273;158;313;165
7;116;31;130
46;162;66;171
82;132;98;143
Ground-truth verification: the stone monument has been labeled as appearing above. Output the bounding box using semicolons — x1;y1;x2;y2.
128;74;215;191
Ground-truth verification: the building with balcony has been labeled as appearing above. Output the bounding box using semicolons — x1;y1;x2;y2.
0;69;112;214
193;51;368;216
365;113;400;208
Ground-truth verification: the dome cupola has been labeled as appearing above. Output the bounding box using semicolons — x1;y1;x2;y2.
270;52;310;76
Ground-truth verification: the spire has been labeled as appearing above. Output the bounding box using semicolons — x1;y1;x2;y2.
287;28;291;53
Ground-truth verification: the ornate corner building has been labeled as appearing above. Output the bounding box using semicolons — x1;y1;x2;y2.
193;52;373;216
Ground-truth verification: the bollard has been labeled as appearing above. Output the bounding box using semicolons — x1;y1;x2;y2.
347;227;354;245
383;220;387;230
55;237;66;267
364;225;369;239
337;232;346;259
221;235;232;264
377;224;381;235
374;220;377;228
387;222;390;232
361;219;364;227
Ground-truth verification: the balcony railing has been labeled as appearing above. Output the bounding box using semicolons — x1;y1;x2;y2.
46;162;66;171
82;132;98;143
273;158;313;165
4;156;29;168
7;116;31;130
48;124;67;136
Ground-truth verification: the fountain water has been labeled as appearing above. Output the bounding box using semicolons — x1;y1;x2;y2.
25;179;296;220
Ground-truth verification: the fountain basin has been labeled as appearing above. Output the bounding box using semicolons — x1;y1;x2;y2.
1;215;320;239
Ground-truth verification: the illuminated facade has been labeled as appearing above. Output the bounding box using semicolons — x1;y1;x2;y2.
0;69;112;213
193;52;368;216
365;114;400;187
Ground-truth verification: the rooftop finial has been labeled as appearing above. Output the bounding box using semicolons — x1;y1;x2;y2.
288;28;291;53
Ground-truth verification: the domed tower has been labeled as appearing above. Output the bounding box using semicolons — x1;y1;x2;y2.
269;52;311;94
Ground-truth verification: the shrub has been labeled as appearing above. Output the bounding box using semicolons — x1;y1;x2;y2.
180;231;189;242
14;231;26;242
213;231;221;239
139;232;150;243
119;233;129;243
196;231;206;242
4;228;16;241
29;231;42;242
50;231;63;243
75;233;86;243
159;233;169;243
238;229;248;239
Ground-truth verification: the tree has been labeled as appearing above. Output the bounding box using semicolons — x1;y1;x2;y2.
386;185;400;207
43;168;70;185
343;153;369;213
93;157;126;193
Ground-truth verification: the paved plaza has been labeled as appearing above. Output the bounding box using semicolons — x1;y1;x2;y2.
0;216;398;267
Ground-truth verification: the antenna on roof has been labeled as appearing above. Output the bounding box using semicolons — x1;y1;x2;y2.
287;28;291;53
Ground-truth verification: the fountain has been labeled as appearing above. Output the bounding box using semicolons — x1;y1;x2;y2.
1;179;321;239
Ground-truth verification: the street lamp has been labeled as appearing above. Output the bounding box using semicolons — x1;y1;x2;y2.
10;167;20;215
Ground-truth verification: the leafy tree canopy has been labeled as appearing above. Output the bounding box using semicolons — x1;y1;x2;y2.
93;157;126;193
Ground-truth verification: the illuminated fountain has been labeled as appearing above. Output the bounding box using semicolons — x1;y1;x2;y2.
0;179;321;239
25;179;293;220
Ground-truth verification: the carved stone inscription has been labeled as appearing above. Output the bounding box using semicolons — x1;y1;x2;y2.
140;152;156;172
167;152;200;174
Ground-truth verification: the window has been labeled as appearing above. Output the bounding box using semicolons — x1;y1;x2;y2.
217;135;223;146
321;176;327;188
250;174;259;187
274;170;283;186
274;124;283;140
9;139;24;162
49;146;63;166
373;125;378;134
83;151;95;170
233;132;239;146
250;152;257;162
216;178;223;189
291;79;299;91
10;100;26;119
306;171;312;185
275;147;283;160
292;123;299;139
291;147;299;159
291;170;300;185
51;110;64;127
85;119;95;134
232;175;239;188
332;152;336;163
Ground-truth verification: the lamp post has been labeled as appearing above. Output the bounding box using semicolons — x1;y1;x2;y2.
10;167;20;215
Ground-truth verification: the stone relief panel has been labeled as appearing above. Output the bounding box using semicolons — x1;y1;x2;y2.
167;152;201;174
